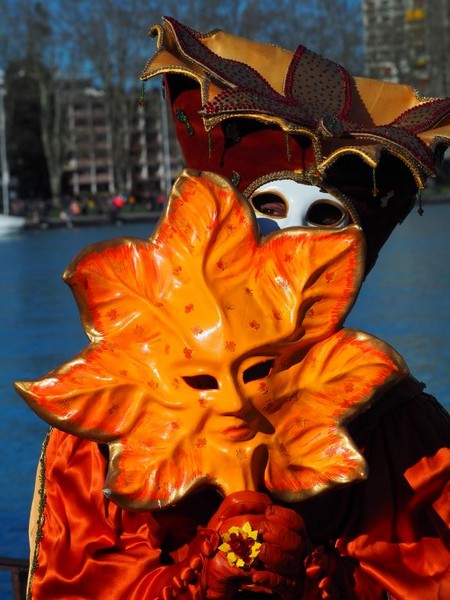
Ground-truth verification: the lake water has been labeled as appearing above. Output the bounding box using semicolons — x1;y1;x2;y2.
0;205;449;598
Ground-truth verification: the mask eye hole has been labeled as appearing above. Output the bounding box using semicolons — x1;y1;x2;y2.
306;200;348;227
243;359;274;383
250;193;287;218
182;375;219;390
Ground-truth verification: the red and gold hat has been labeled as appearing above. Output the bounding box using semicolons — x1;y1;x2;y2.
142;17;450;269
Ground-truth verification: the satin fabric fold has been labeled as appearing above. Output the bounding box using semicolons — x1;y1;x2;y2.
28;431;216;599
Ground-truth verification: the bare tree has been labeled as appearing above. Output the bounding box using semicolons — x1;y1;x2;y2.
6;2;74;208
1;0;363;207
157;0;362;70
0;1;28;69
263;0;363;72
162;0;276;40
55;0;162;196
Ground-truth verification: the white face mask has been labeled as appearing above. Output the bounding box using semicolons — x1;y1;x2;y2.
249;179;351;235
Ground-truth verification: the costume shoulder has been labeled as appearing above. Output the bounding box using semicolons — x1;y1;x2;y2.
299;376;450;598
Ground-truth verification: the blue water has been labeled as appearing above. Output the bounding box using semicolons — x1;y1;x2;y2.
0;206;449;597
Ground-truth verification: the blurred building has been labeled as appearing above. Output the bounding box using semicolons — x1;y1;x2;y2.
362;0;450;97
65;85;183;204
129;88;183;207
65;87;114;198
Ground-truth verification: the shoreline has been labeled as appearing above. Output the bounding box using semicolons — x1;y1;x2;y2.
24;210;163;230
23;195;450;230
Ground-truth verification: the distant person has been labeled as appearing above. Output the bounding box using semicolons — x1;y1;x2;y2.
69;199;80;216
156;192;165;209
107;194;125;224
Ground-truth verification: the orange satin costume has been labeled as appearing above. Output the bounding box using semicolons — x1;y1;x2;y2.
18;16;450;600
22;172;450;599
29;378;449;599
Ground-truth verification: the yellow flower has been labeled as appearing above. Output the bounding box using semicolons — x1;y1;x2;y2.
219;521;261;569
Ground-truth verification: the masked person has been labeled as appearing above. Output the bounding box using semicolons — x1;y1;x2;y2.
17;17;450;600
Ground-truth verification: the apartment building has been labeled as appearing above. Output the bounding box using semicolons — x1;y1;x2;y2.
66;87;114;198
65;85;183;204
362;0;450;97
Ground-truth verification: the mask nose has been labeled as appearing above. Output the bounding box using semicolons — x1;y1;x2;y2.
182;372;249;416
213;376;250;417
257;217;281;235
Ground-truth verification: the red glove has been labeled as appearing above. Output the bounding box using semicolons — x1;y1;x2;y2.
150;491;309;600
148;527;219;600
303;545;358;600
205;491;272;598
149;492;269;600
252;501;309;599
207;491;309;599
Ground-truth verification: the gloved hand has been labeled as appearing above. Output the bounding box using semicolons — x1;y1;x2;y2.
252;501;309;599
205;491;272;599
206;491;309;600
150;491;309;600
149;492;268;600
149;526;220;600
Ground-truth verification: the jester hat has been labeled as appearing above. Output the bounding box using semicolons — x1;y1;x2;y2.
142;17;450;270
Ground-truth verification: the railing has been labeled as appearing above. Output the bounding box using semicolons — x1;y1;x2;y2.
0;557;28;600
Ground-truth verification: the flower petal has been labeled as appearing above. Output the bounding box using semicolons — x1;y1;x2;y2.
242;521;252;534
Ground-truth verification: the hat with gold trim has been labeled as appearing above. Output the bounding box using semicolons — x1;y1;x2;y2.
141;17;450;269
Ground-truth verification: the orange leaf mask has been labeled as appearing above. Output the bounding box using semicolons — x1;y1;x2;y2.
16;170;408;510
